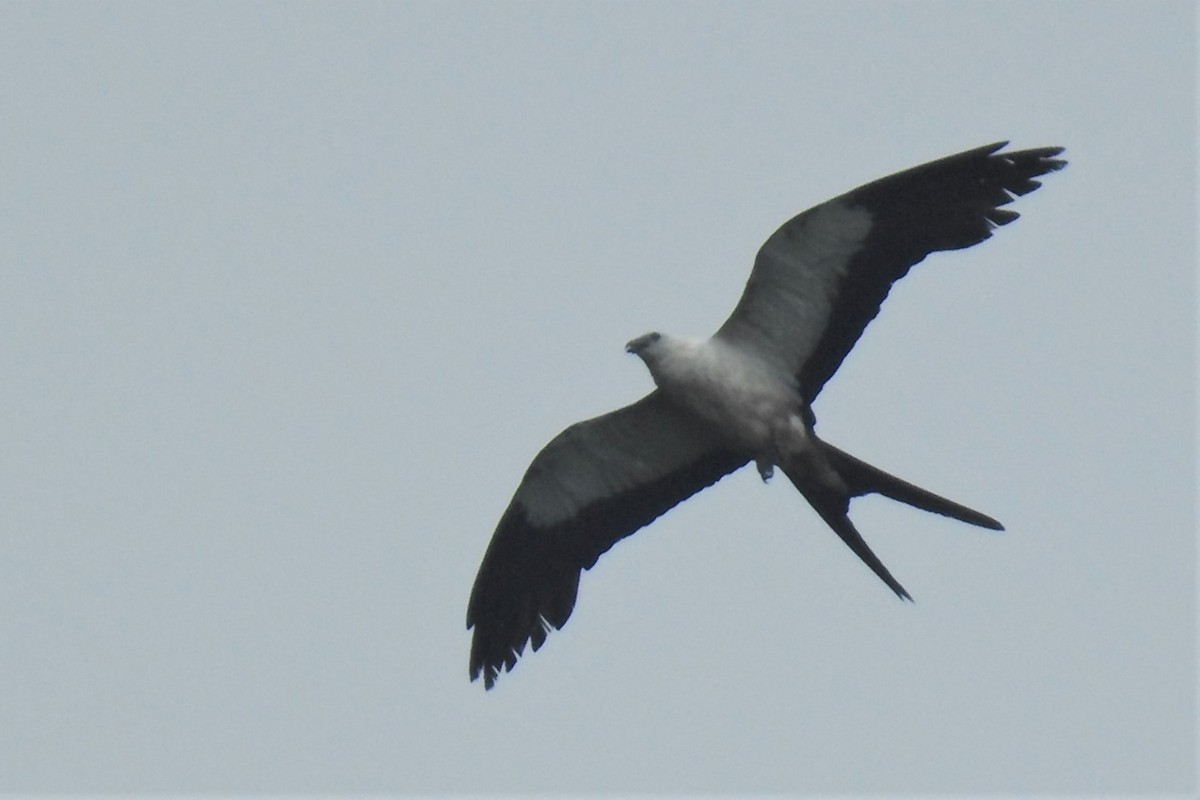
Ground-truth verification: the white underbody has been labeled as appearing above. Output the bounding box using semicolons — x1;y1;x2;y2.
635;333;818;477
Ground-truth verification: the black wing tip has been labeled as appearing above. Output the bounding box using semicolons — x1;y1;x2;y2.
994;144;1068;194
1003;143;1067;163
949;142;1069;195
904;140;1067;176
466;498;582;691
973;140;1066;165
470;667;499;690
470;660;501;690
469;615;557;690
468;636;522;690
843;139;1068;246
466;614;552;691
987;207;1021;228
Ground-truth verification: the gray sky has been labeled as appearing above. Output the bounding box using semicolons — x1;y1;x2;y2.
1;0;1195;794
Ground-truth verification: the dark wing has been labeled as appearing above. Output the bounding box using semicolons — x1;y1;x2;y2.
716;142;1065;400
467;391;746;689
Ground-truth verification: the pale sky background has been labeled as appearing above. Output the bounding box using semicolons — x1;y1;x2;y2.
0;0;1195;795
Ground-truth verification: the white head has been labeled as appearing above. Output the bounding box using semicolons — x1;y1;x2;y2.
624;331;662;359
625;331;678;379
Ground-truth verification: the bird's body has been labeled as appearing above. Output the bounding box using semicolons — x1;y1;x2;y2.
467;142;1066;689
632;333;798;467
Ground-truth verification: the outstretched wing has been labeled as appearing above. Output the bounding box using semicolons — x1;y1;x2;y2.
716;142;1066;400
467;391;746;689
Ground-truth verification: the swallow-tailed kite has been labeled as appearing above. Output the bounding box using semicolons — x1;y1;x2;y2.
467;141;1065;689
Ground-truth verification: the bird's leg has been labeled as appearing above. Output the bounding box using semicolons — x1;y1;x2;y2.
756;459;774;483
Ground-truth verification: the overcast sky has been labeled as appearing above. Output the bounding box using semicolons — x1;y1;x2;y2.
1;0;1195;795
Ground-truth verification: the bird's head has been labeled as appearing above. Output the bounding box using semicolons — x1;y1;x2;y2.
625;331;663;359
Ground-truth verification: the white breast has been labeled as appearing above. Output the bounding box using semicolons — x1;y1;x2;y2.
647;335;800;456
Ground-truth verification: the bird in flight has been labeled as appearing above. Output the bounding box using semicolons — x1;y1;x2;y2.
467;141;1065;689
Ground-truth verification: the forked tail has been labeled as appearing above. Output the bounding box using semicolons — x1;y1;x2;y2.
783;441;1002;600
822;443;1004;531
